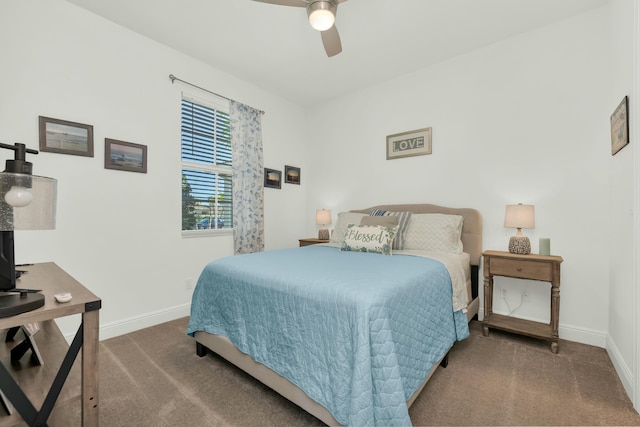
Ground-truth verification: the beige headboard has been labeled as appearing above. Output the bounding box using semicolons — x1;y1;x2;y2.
350;204;483;266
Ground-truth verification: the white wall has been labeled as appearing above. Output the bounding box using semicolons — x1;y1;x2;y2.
0;0;309;339
306;7;612;347
3;1;636;405
607;0;640;407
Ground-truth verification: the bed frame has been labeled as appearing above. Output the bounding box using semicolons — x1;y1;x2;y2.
194;204;482;426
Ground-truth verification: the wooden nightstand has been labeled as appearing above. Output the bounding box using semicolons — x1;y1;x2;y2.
298;238;330;247
482;250;563;353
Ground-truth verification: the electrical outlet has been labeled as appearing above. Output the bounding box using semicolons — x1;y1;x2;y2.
184;277;194;290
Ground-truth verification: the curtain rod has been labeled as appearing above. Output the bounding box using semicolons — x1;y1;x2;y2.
169;74;265;115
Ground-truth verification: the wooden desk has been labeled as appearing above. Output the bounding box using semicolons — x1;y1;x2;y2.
0;262;101;426
482;250;563;353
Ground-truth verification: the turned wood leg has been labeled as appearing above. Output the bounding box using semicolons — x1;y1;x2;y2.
482;271;493;338
550;278;560;353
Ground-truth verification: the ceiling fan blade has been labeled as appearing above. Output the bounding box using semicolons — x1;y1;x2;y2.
251;0;307;7
321;25;342;57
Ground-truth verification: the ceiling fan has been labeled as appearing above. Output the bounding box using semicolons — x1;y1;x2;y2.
252;0;348;57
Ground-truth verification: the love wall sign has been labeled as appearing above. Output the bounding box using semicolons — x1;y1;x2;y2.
386;127;432;160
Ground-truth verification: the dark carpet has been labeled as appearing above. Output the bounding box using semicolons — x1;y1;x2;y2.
47;318;640;426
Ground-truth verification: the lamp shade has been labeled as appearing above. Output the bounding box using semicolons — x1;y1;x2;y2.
0;172;57;231
0;143;56;316
316;209;332;226
504;204;535;229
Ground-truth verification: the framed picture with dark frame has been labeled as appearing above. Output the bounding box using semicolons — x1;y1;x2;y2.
284;165;301;185
104;138;147;173
39;116;94;157
610;96;629;156
264;168;281;189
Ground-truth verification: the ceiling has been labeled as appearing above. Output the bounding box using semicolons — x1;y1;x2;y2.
65;0;607;107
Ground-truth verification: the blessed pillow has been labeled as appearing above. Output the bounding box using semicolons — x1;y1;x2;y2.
341;224;398;256
360;215;399;227
370;209;412;250
403;213;464;253
330;212;367;244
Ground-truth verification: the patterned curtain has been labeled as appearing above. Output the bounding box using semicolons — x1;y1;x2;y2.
229;100;264;254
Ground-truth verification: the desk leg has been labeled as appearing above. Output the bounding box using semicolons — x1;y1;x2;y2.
0;361;38;423
82;309;99;426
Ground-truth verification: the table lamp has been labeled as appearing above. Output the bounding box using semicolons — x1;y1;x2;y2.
0;142;57;318
316;209;331;240
504;203;534;254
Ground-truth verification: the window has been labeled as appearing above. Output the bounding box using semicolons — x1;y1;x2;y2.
181;95;233;234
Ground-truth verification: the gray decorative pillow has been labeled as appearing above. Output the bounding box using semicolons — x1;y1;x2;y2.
360;215;399;227
370;209;412;250
330;212;367;244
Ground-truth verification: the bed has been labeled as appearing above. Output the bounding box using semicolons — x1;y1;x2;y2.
187;204;482;426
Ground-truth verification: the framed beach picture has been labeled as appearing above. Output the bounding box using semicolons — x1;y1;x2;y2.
39;116;94;157
610;96;629;156
285;165;300;185
104;139;147;173
264;168;281;189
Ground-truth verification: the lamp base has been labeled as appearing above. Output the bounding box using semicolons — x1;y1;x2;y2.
509;236;531;254
0;291;45;318
318;228;330;240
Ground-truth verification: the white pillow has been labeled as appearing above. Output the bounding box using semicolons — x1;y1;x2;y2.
330;212;367;244
341;224;398;256
403;214;464;253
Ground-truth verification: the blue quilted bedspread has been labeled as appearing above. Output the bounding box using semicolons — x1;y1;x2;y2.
187;245;469;426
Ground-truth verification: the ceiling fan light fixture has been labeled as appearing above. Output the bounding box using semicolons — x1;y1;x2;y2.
308;1;336;31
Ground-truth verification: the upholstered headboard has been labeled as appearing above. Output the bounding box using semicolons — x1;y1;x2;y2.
350;204;483;266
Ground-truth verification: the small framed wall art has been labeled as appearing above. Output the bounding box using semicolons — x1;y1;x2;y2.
610;96;629;156
39;116;94;157
264;168;282;189
285;165;300;185
104;138;147;173
386;127;432;160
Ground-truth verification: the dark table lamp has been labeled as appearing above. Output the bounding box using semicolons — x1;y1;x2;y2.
0;142;57;318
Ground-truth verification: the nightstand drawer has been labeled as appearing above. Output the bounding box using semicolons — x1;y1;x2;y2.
299;238;330;247
490;258;553;281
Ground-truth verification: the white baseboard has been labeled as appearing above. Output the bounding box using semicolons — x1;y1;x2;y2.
606;334;634;401
558;322;607;348
63;303;191;342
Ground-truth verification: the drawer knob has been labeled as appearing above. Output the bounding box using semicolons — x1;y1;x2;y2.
517;267;522;271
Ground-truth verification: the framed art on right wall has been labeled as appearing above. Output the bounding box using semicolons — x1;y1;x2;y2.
610;96;629;156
